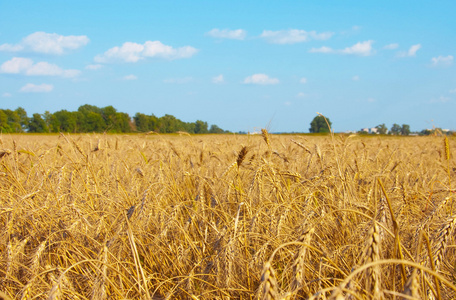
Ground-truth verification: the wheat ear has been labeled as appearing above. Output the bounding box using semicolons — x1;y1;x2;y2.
30;241;46;276
261;129;271;148
291;228;315;291
402;268;419;299
433;215;456;271
260;261;279;300
359;222;382;299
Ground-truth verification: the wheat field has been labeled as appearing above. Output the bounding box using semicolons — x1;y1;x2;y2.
0;132;455;299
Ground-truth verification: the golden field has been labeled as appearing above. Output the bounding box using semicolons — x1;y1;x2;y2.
0;132;455;299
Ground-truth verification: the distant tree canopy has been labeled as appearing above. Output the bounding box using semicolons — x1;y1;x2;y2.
0;105;230;134
390;123;410;136
309;115;332;133
375;123;388;134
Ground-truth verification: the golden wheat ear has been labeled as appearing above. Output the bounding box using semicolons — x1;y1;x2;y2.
260;261;279;300
291;227;315;291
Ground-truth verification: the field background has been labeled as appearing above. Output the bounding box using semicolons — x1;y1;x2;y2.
0;133;455;299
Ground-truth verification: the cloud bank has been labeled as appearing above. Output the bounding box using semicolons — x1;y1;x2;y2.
243;74;279;85
309;40;374;56
0;32;89;55
20;83;54;93
431;55;453;67
212;74;225;83
0;57;80;77
207;29;247;40
94;41;198;63
261;29;333;44
397;44;421;57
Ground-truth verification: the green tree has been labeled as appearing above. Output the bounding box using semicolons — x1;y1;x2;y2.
401;124;411;136
83;111;105;132
390;123;401;135
194;120;208;134
134;113;150;132
101;105;117;131
114;112;132;132
52;110;79;132
43;111;53;129
309;115;332;133
3;109;21;132
0;110;11;132
78;104;102;115
15;107;29;131
28;113;49;133
375;123;388;134
76;105;106;132
159;114;180;133
209;124;225;133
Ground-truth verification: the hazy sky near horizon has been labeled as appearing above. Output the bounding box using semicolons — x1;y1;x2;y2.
1;1;455;133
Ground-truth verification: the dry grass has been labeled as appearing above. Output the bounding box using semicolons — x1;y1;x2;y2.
0;132;455;299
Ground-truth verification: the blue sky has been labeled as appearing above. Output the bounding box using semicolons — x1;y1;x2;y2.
1;1;455;133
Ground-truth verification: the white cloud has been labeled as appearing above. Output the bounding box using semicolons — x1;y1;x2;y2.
352;25;361;31
27;62;65;76
261;29;333;44
20;83;53;93
163;77;193;84
0;57;33;73
62;69;81;78
243;73;279;85
430;96;450;103
397;44;421;57
95;42;144;63
206;29;247;40
431;55;453;67
0;32;89;55
450;89;456;94
296;92;306;98
123;74;138;80
0;57;80;78
341;40;374;56
0;43;24;52
383;43;399;50
367;97;376;103
212;74;224;83
309;46;333;54
299;77;307;84
2;92;12;97
352;75;360;81
408;44;421;56
284;101;292;106
94;41;198;63
310;40;374;56
85;64;103;70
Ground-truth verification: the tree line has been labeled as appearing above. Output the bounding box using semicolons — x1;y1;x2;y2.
308;115;454;136
0;105;229;134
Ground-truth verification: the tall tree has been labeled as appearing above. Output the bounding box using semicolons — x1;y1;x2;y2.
0;110;11;132
390;123;401;135
309;115;332;133
15;107;29;131
28;113;49;133
194;120;209;134
401;124;411;136
209;124;225;133
375;123;388;134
